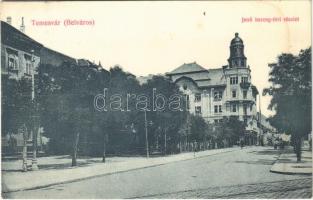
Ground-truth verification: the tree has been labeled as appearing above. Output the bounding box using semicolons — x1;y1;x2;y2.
189;115;208;143
210;116;246;148
38;62;108;166
2;75;33;138
141;75;187;154
263;47;311;161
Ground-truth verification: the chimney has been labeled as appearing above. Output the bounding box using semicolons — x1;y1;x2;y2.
20;17;25;33
6;17;12;25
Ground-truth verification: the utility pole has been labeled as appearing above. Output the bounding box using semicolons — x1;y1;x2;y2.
31;50;38;171
144;110;149;158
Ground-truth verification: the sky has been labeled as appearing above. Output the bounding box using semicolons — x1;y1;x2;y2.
1;1;311;117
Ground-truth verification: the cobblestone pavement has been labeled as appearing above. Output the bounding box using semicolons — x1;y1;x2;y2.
4;147;312;199
141;178;312;199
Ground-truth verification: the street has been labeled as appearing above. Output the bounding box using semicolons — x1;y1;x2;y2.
3;147;312;199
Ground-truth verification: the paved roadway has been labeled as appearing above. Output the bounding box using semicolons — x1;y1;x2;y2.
4;146;312;198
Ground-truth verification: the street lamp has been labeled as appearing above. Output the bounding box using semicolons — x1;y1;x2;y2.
21;124;28;172
31;49;38;171
144;109;149;158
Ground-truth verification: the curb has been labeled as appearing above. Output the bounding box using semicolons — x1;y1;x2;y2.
2;147;241;194
269;150;312;176
269;169;312;175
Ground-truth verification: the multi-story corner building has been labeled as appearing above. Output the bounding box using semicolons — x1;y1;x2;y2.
1;19;104;154
167;33;260;136
1;20;77;80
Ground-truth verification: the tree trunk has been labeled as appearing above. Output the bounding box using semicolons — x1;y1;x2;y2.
31;126;39;170
179;141;182;153
102;134;106;163
164;130;167;155
295;136;302;162
22;127;28;172
72;132;80;167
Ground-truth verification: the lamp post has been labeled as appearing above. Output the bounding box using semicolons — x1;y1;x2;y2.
31;50;38;171
144;109;149;158
21;124;28;172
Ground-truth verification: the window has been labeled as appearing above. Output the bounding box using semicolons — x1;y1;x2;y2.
7;48;19;71
195;106;201;115
250;104;253;111
243;104;247;115
24;54;33;75
214;105;222;113
230;76;238;84
8;55;18;70
241;76;248;83
25;59;32;75
194;93;201;102
232;104;237;112
185;95;190;110
214;91;223;101
232;90;237;98
214;105;218;113
243;90;247;99
214;119;218;124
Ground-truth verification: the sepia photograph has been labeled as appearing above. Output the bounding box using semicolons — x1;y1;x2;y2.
0;1;312;199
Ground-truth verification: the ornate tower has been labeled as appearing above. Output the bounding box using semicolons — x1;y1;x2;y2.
228;33;247;68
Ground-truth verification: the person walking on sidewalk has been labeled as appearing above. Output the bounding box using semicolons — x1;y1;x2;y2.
240;139;244;149
193;140;198;157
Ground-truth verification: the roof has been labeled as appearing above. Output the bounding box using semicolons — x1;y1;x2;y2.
171;63;226;88
167;62;208;75
230;33;243;46
1;21;43;56
201;68;225;86
1;21;42;46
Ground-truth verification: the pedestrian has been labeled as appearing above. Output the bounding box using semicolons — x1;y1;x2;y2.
193;140;197;157
240;139;244;149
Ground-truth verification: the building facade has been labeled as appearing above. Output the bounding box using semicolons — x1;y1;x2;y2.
167;33;260;135
1;19;103;154
1;20;77;81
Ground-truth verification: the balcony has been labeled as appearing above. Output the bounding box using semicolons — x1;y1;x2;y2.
240;82;251;89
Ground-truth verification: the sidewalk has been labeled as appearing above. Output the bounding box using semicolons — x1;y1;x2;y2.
270;147;312;175
2;147;240;193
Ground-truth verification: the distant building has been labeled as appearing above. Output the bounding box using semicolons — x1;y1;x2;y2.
167;33;260;140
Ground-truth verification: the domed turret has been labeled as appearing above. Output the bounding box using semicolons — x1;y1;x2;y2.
228;33;247;68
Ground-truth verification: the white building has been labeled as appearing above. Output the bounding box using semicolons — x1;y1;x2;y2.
167;33;260;136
